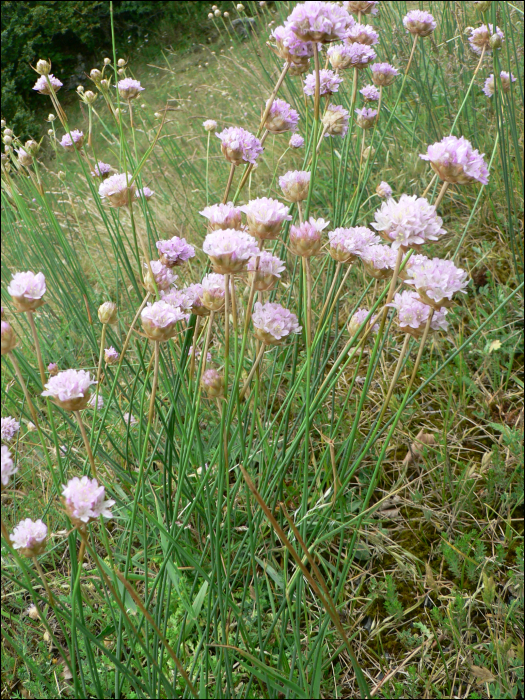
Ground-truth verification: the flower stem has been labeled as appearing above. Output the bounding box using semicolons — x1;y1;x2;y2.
450;45;486;135
433;180;450;209
406;33;419;75
201;311;215;377
26;311;46;388
8;352;40;426
222;163;236;204
189;316;200;380
317;262;342;328
303;258;312;347
240;343;265;400
376;332;411;425
148;341;160;424
205;132;211;205
33;556;56;606
224;275;230;400
257;62;290;136
118;293;150;368
96;323;107;385
74;410;98;479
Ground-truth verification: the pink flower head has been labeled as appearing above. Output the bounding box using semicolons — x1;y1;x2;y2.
322;104;350;137
201;273;227;311
290;134;305;148
201;368;224;398
60;130;84;151
200;202;242;231
290;217;329;257
271;24;316;61
184;283;209;316
104;346;120;365
240;197;292;240
160;288;193;315
404;257;469;308
10;518;48;556
42;369;96;411
303;69;343;96
117;78;144;100
420;135;489;185
388;290;449;336
285;1;351;43
247;251;286;291
376;181;392;198
1;445;17;488
372;194;446;249
279;170;311;202
123;412;138;426
345;24;379;46
252;302;302;344
370;62;399;87
216;126;263;165
156;236;195;267
328;226;380;262
1;320;17;355
355;106;378;129
188;346;212;364
483;71;517;97
398;252;429;281
1;416;20;443
89;393;104;409
264;98;300;134
403;10;436;37
360;84;380;101
359;244;397;269
99;173;136;207
469;24;504;55
7;271;46;311
327;43;374;70
47;362;59;375
136;186;154;200
348;308;379;336
141;300;185;341
91;161;113;178
203;119;218;131
344;1;379;15
143;260;177;293
203;229;259;273
62;476;115;524
32;74;62;95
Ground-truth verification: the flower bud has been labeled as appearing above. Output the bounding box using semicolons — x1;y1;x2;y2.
1;321;17;355
355;107;378;130
83;90;97;104
90;68;102;83
35;59;51;76
214;9;221;16
237;3;245;9
201;369;224;398
47;114;55;122
474;1;491;12
100;79;110;90
117;68;125;76
47;362;59;376
104;57;111;65
98;301;118;325
25;140;40;155
104;347;120;365
224;11;230;17
362;146;375;160
57;171;66;181
489;33;502;50
77;85;84;94
3;135;12;145
208;13;214;19
17;149;33;167
288;58;310;76
0;120;5;128
4;128;13;136
117;58;127;67
47;129;53;136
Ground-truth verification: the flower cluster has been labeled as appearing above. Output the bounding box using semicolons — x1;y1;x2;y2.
201;273;227;311
99;173;136;207
156;236;195;268
252;302;301;344
348;308;379;336
200;202;242;231
469;24;504;55
201;369;224;398
42;369;96;411
216;127;263;165
10;519;48;557
359;244;398;278
372;194;446;249
161;288;193;314
1;320;17;355
143;260;177;293
303;69;343;96
89;393;104;410
285;1;351;43
60;130;84;151
376;181;392;198
360;84;380;101
184;283;210;316
271;24;315;61
203;229;259;273
104;347;119;365
117;78;144;100
370;62;399;87
403;10;437;37
289;134;305;148
405;257;469;307
289;217;329;257
328;226;380;262
33;74;62;95
91;161;113;178
240;197;291;240
322;104;350;137
344;1;379;15
1;445;17;488
247;251;286;291
279;170;310;202
7;271;46;311
345;23;379;45
483;71;516;97
62;476;115;525
355;107;378;129
1;416;20;443
141;301;185;341
264;98;300;134
203;119;218;132
388;291;449;337
420;135;489;185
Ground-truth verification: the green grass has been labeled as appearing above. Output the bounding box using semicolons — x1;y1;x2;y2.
1;1;524;698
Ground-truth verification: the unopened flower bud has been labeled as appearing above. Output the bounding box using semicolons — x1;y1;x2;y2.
17;148;33;167
104;346;119;365
214;9;221;16
362;146;375;160
117;68;125;75
288;59;310;76
57;170;66;181
47;362;59;376
47;129;53;136
4;145;11;154
3;135;12;145
489;33;502;50
98;301;118;325
224;11;229;17
208;12;214;18
47;114;55;122
474;1;491;12
25;139;40;155
237;3;245;9
0;120;5;128
4;128;13;136
35;59;51;76
76;85;84;94
1;321;17;355
83;90;97;104
117;58;127;67
90;68;102;83
104;57;111;65
100;79;110;90
201;369;224;398
355;107;377;130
